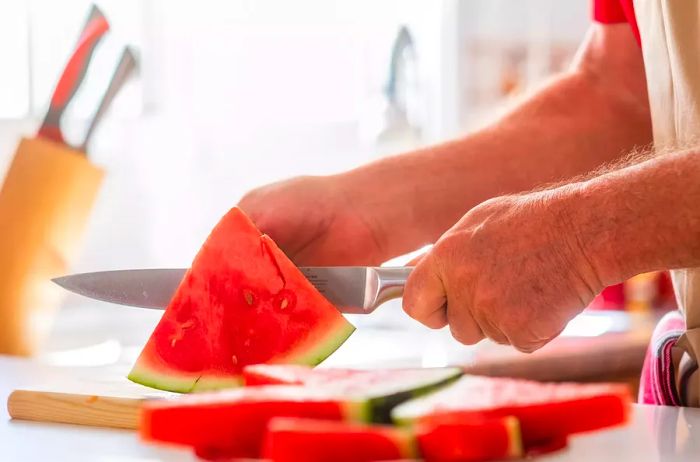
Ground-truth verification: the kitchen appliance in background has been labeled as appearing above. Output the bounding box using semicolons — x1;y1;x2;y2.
361;25;423;158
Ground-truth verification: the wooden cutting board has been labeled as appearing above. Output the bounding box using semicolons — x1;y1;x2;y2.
7;389;148;430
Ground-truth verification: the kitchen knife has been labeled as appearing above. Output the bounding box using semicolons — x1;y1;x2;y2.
37;5;110;146
53;267;413;314
78;46;138;152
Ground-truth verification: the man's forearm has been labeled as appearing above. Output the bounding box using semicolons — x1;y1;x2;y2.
337;28;651;258
570;148;700;286
336;26;650;261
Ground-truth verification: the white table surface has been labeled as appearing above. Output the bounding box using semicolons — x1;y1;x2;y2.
1;355;699;462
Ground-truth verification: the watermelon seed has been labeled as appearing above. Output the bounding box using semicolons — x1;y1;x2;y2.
244;339;251;347
279;297;289;310
181;320;195;329
231;355;238;366
243;289;255;306
170;337;177;347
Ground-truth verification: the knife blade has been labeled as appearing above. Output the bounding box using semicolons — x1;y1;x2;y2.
53;267;413;314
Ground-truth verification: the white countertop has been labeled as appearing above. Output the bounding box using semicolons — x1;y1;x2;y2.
2;355;699;462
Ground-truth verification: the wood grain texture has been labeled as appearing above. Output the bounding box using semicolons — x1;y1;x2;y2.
7;390;143;430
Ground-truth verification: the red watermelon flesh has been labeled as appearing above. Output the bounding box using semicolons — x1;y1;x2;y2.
140;386;369;459
261;417;418;462
140;368;462;459
392;376;631;450
260;416;521;462
415;417;522;462
128;207;355;393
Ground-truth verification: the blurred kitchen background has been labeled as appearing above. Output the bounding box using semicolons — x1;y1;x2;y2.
0;0;663;389
0;0;591;269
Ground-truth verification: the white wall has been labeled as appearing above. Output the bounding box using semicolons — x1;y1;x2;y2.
0;0;590;301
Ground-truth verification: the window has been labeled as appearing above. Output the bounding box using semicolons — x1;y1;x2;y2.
0;0;145;120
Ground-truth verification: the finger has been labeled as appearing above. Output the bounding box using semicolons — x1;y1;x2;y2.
502;326;549;353
517;324;566;353
473;313;509;345
403;252;448;329
512;341;546;354
446;300;484;345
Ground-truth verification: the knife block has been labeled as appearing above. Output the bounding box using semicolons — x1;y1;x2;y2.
0;137;103;356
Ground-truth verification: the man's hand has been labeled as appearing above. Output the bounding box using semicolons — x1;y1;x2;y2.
403;190;603;353
238;175;388;266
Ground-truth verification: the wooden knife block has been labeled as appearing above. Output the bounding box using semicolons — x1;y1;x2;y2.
0;137;103;356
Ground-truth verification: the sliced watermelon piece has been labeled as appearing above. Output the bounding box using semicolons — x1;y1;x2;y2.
141;368;462;458
262;417;418;462
242;365;463;423
141;386;368;458
261;416;521;462
128;207;355;393
415;417;522;462
392;376;631;450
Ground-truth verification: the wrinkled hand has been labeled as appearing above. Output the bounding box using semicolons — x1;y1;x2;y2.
238;175;388;266
403;191;603;352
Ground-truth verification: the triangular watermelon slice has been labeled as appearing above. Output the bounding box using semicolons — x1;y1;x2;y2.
392;375;631;450
141;386;369;458
261;417;419;462
262;416;522;462
140;368;464;458
243;365;463;423
128;207;355;392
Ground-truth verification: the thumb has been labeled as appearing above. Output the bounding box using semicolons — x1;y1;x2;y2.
403;252;448;329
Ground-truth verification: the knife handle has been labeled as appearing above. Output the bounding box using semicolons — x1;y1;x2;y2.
374;266;413;307
38;6;110;146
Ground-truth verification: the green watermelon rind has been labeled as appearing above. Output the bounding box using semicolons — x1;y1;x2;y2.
503;416;524;458
127;365;243;394
278;321;356;367
367;367;463;424
128;319;355;393
395;426;421;459
342;398;373;423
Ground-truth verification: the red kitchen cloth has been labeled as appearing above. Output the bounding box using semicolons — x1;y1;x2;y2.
639;311;685;405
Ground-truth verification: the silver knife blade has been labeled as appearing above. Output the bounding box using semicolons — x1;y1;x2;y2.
52;267;384;314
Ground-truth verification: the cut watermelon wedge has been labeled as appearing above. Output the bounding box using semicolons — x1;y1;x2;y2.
128;207;355;393
392;376;631;450
262;417;418;462
141;386;367;459
141;368;462;458
415;417;522;462
261;416;521;462
243;365;462;423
